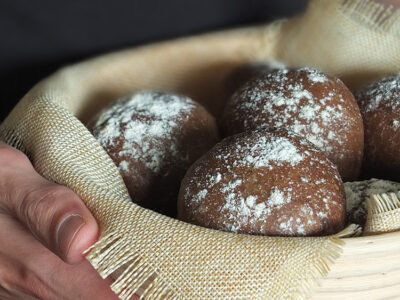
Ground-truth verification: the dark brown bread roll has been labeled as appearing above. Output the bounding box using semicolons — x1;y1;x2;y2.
89;91;219;217
222;67;364;182
355;73;400;180
178;129;346;236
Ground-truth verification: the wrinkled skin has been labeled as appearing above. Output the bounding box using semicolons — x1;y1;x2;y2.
0;143;138;299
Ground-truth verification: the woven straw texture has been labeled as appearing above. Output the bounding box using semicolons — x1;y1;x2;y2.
1;0;400;299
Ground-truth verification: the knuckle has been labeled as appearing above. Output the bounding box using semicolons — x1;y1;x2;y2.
0;144;30;168
18;184;82;245
19;186;69;239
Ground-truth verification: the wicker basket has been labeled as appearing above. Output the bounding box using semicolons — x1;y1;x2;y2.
2;0;400;298
312;231;400;299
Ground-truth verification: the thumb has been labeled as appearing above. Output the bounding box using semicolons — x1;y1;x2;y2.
19;184;100;264
0;142;99;264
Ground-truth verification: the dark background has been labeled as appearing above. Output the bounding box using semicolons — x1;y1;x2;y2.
0;0;308;122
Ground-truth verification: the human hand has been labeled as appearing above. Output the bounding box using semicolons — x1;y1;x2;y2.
0;142;130;299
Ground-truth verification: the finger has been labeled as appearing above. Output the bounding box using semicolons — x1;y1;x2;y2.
0;143;98;264
0;212;120;300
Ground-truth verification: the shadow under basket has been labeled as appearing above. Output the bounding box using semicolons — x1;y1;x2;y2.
1;0;400;298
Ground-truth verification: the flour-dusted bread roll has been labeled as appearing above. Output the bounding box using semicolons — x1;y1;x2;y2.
222;67;364;182
178;129;346;236
89;91;219;216
355;73;400;180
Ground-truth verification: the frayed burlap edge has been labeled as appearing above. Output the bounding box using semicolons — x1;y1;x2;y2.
340;0;400;34
364;193;400;235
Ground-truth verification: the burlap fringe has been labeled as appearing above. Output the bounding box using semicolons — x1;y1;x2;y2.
291;237;344;300
368;192;400;214
0;127;27;156
82;228;347;300
341;0;400;33
335;224;362;238
364;192;400;235
84;231;175;300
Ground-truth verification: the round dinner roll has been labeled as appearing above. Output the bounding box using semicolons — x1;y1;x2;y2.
222;67;364;182
355;73;400;180
89;91;219;217
178;129;346;236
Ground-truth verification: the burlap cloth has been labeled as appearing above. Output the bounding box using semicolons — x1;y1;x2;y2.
1;0;400;299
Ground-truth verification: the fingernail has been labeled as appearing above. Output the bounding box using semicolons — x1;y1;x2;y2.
56;214;85;259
